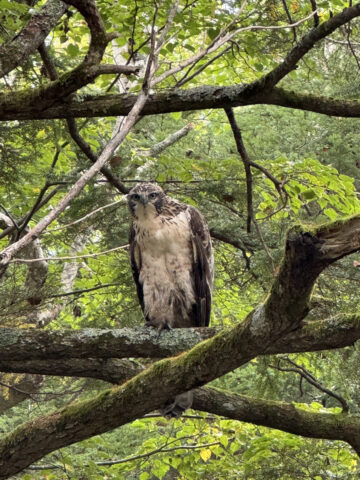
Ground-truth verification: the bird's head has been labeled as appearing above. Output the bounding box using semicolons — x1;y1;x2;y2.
127;183;165;218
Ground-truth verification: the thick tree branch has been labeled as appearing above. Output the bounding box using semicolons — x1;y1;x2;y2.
192;387;360;456
260;4;360;90
0;358;144;384
0;0;67;78
2;85;360;121
0;0;136;117
0;314;358;378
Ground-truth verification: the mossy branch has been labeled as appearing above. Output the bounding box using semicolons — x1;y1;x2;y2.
1;217;360;477
193;387;360;456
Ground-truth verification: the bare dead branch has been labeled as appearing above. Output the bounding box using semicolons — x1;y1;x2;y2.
224;107;253;233
270;357;349;412
9;244;128;264
139;122;195;157
281;0;297;42
46;199;124;232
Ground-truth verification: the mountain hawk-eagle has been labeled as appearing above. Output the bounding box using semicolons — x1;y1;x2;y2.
127;182;213;331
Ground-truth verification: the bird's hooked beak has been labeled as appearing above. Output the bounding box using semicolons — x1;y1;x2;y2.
139;194;148;206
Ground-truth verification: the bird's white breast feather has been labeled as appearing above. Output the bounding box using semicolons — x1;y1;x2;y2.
134;210;195;325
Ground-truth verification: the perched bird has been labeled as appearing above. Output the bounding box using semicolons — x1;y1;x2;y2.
127;182;213;331
127;182;214;416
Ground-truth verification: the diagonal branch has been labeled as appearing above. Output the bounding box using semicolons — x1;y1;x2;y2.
260;4;360;90
66;118;130;194
139;122;195;157
0;89;149;267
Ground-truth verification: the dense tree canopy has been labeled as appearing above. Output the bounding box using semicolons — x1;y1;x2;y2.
1;0;360;478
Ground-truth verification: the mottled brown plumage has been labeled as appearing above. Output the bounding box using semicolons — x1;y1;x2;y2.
128;182;213;330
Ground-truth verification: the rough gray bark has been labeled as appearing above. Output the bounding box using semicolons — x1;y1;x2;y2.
1;86;359;121
1;5;360;122
0;0;67;78
0;314;358;367
192;387;360;456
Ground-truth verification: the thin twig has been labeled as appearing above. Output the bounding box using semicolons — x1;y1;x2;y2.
153;9;316;87
27;441;221;470
47;283;120;298
17;182;59;237
345;20;360;70
281;0;297;42
9;244;129;264
309;0;319;27
0;206;19;232
0;185;62;241
46;199;124;232
175;46;232;87
271;357;349;412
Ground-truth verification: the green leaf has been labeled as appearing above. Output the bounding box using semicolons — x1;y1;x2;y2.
324;208;338;220
66;43;79;57
302;189;317;200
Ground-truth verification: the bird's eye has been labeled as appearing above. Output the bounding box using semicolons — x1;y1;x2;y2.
131;194;140;201
149;192;158;199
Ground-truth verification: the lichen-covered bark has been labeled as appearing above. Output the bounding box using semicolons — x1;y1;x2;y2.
0;326;215;360
0;0;67;78
2;85;360;121
193;387;360;456
0;314;359;369
0;315;357;385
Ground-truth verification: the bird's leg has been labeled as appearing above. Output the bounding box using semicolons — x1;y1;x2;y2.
157;321;172;339
145;317;173;339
